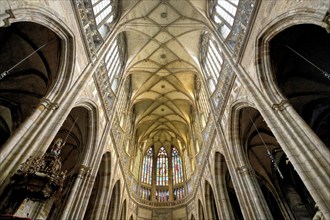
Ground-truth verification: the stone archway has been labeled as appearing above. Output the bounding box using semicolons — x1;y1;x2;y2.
269;24;330;149
108;180;121;220
84;152;111;220
239;107;316;219
0;106;93;218
205;181;219;220
0;22;62;148
214;152;242;220
255;15;330;216
45;106;92;220
120;199;127;220
198;200;205;220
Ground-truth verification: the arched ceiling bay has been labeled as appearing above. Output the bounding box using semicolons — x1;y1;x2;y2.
119;0;210;152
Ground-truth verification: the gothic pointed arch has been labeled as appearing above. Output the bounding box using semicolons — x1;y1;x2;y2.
171;146;183;185
119;199;127;220
141;147;153;185
156;146;169;186
198;200;205;220
214;152;241;219
0;21;73;149
239;107;316;219
205;181;219;220
84;152;112;220
108;180;121;220
256;11;330;149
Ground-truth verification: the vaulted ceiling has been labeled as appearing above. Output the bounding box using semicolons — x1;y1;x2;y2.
118;0;211;153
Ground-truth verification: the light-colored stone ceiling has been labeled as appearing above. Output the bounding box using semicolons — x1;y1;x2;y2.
118;0;210;153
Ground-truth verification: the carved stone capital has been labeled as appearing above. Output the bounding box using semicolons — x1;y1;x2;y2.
78;165;91;179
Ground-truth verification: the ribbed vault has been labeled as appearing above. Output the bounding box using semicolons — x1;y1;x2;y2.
120;0;209;152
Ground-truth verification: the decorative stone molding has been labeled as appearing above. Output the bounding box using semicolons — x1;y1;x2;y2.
212;60;235;120
323;10;330;33
75;0;103;59
271;99;289;111
39;98;59;110
236;165;254;176
0;9;15;27
225;0;258;60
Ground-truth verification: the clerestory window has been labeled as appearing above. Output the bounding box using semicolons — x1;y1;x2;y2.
212;0;239;39
91;0;117;38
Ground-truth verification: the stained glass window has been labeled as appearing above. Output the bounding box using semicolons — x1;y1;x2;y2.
141;147;153;184
172;147;184;185
156;189;169;202
174;187;185;200
156;147;168;186
140;186;151;200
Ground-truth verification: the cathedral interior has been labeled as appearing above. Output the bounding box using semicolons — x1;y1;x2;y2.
0;0;329;219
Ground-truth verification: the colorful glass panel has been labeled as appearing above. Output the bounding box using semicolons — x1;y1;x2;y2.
172;147;184;185
156;189;169;202
174;187;185;200
140;186;151;200
141;147;153;184
156;147;168;186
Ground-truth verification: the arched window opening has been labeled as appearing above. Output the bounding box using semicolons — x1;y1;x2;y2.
138;146;186;202
172;147;183;185
156;147;168;186
141;147;153;185
211;0;239;39
201;33;224;105
95;33;126;112
104;34;125;96
91;0;117;38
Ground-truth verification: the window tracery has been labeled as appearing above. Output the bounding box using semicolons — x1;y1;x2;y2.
91;0;117;37
172;147;183;185
156;189;169;202
174;187;185;201
212;0;239;39
139;146;185;202
156;147;168;186
141;147;153;185
140;186;151;201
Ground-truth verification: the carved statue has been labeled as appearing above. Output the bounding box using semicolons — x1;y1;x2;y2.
50;138;65;157
313;205;325;220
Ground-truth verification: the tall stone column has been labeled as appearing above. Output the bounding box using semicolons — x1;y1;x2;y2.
59;165;91;219
262;101;330;219
228;162;273;220
215;168;235;220
0;99;60;192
